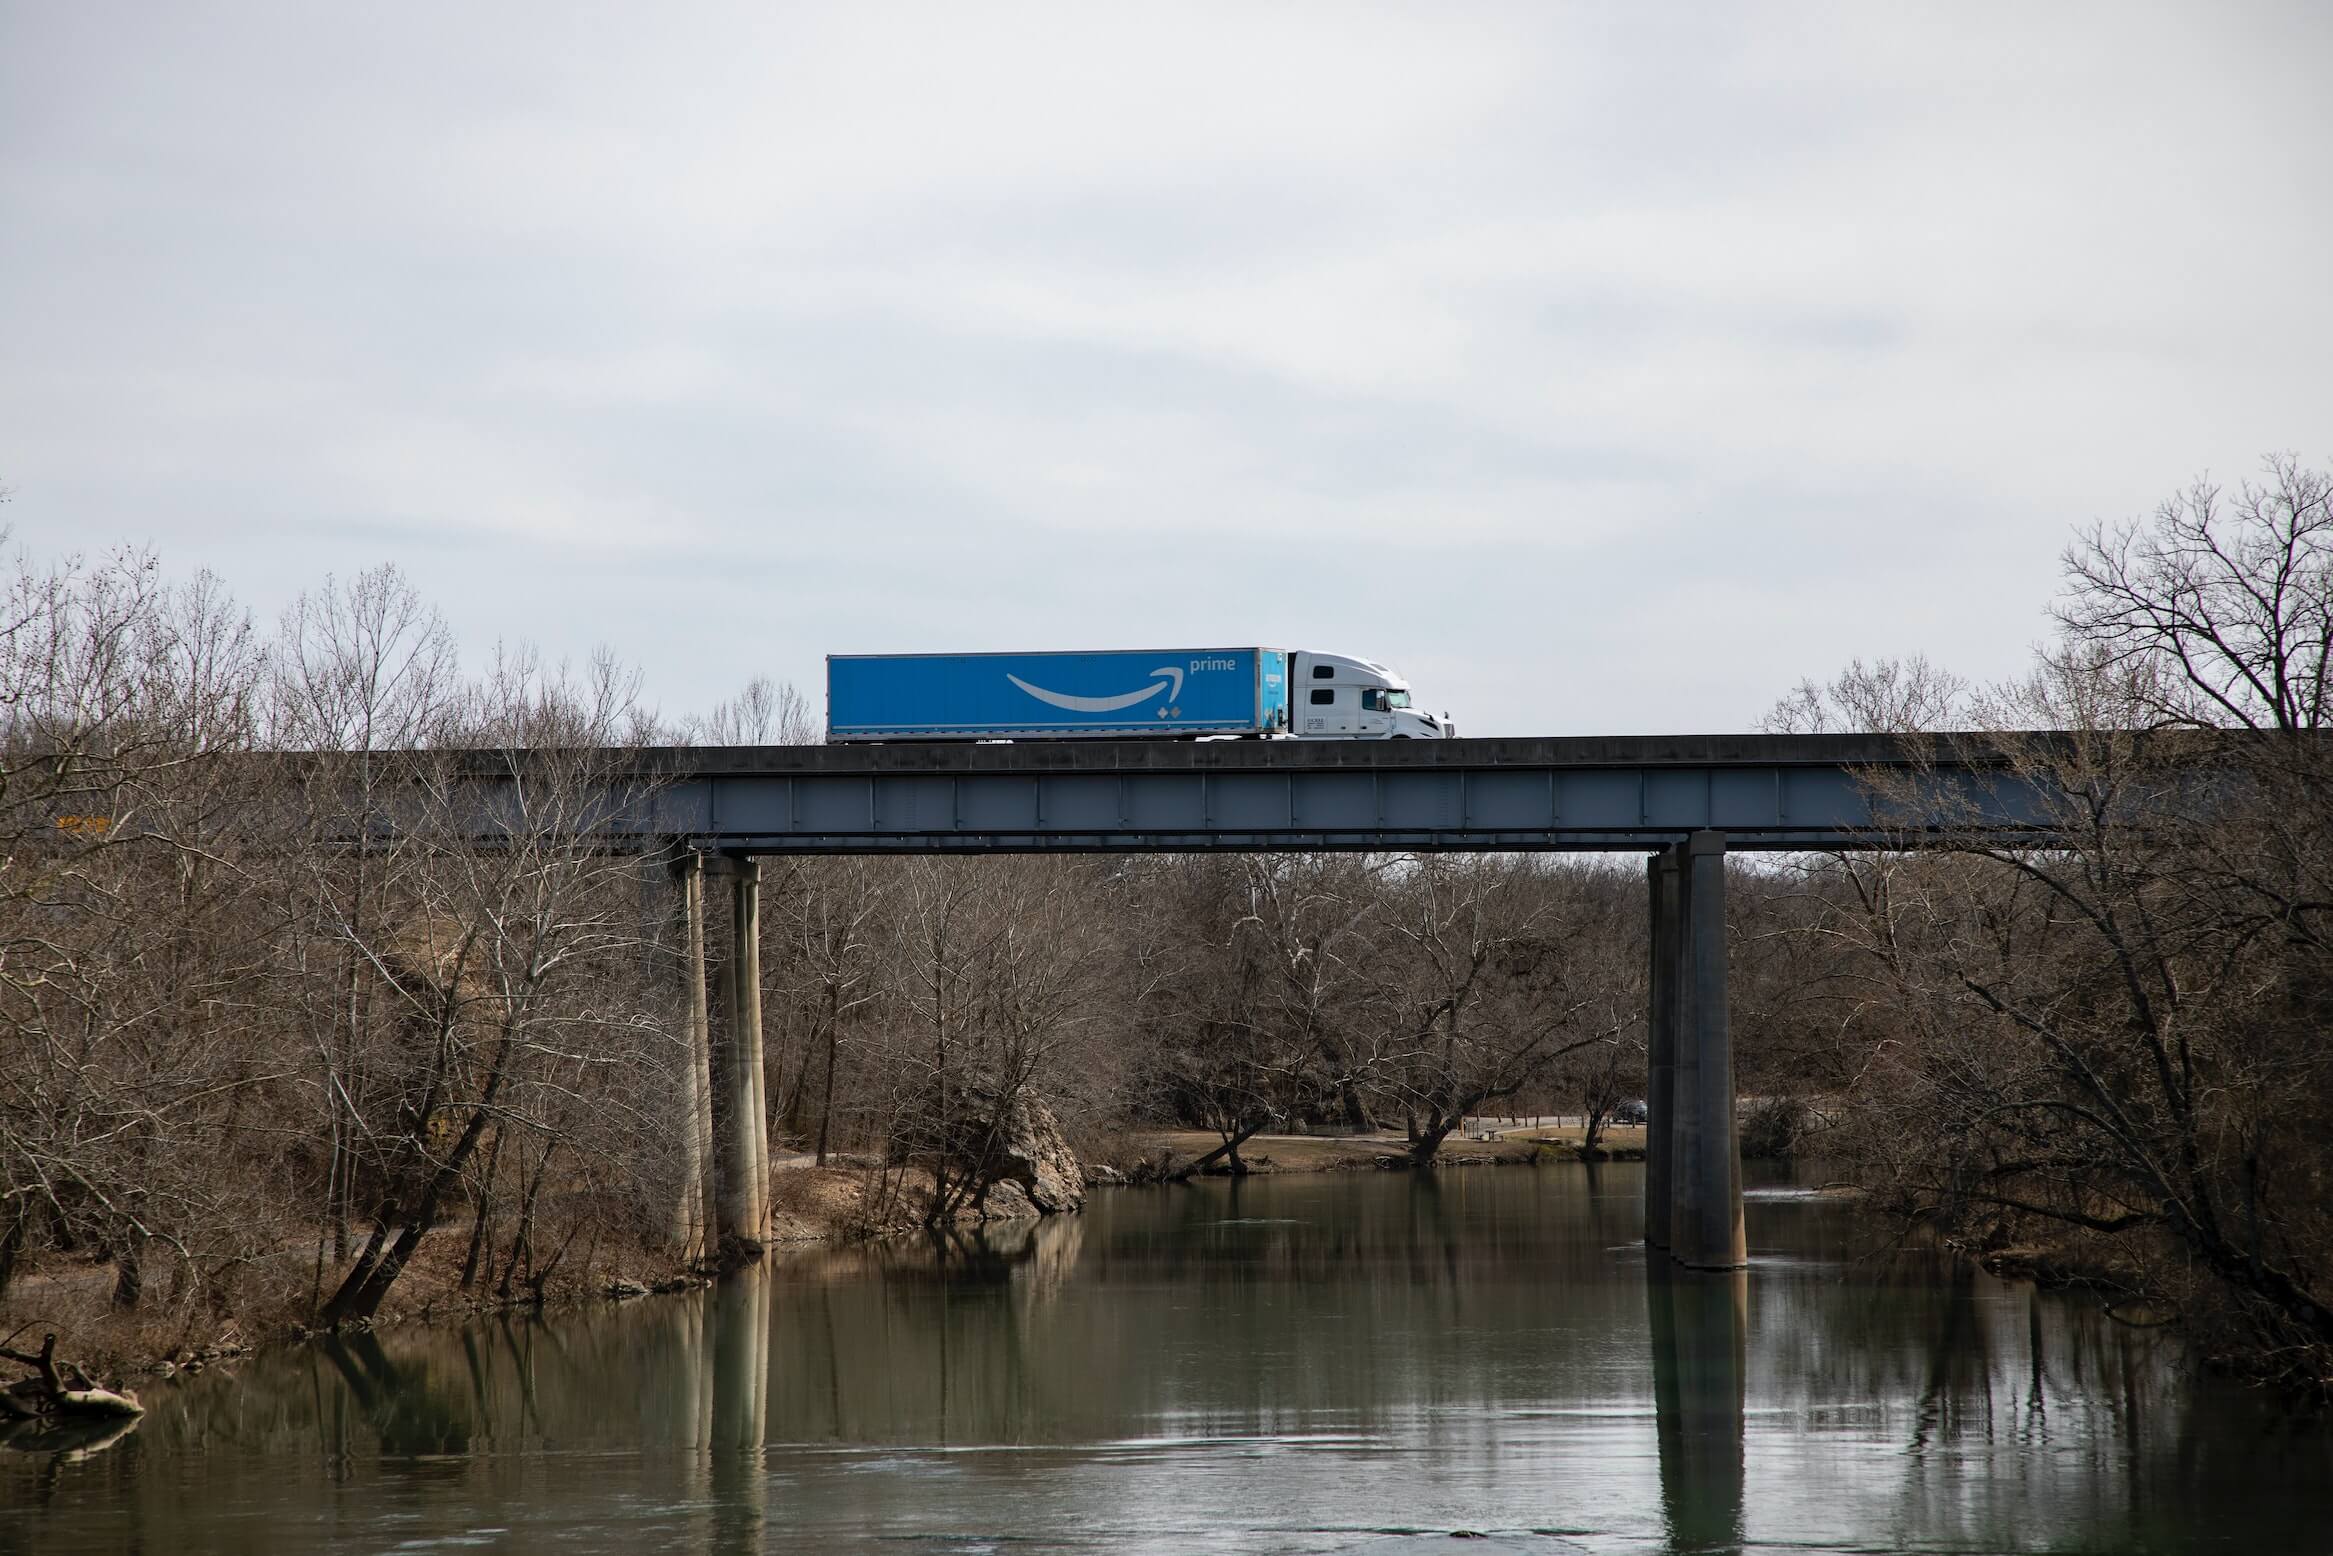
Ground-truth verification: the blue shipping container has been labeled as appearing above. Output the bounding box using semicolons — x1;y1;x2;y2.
828;649;1290;740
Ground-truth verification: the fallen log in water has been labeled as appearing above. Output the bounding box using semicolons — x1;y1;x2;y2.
0;1333;143;1421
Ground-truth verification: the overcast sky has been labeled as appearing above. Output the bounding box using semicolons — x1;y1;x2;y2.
4;2;2329;736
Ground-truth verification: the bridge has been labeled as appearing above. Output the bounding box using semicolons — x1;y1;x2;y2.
620;732;2062;854
562;733;2081;1274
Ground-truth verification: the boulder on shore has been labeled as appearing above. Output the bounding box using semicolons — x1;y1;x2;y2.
896;1084;1090;1219
988;1093;1086;1216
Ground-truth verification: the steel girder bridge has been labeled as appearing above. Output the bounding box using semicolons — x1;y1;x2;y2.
572;732;2078;1272
619;731;2065;855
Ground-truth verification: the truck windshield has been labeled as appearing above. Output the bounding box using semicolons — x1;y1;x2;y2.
1385;689;1412;709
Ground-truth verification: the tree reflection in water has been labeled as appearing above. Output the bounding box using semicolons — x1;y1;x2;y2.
12;1170;2333;1553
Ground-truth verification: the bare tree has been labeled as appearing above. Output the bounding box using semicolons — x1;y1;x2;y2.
874;857;1113;1225
0;546;290;1326
1237;854;1392;1134
1541;865;1647;1156
1124;856;1319;1178
319;649;661;1322
1761;655;1971;736
680;676;820;746
266;565;460;1269
1364;856;1619;1169
1795;456;2333;1386
2056;454;2333;733
763;856;888;1164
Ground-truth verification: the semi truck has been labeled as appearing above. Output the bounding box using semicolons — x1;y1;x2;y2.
827;648;1455;742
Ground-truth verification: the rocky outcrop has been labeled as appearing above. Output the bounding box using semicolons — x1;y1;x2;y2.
986;1092;1085;1216
894;1084;1089;1220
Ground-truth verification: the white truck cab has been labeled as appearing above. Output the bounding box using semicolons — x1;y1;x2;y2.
1290;651;1455;738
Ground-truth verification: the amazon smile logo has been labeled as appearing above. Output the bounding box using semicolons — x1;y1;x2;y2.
1007;665;1185;715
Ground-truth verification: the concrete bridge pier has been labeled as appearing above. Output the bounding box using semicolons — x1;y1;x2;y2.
1643;849;1680;1250
1646;831;1746;1270
715;853;772;1255
645;846;776;1262
640;846;717;1260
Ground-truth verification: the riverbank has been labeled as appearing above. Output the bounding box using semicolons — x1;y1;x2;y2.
1116;1123;1649;1174
2;1128;1643;1389
0;1156;1011;1384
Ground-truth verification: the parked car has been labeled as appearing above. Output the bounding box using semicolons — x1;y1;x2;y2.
1612;1099;1649;1125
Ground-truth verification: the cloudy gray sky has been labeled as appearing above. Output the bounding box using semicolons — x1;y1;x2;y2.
5;2;2329;735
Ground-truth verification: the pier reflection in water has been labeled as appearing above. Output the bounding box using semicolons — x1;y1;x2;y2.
7;1167;2332;1554
709;1265;770;1548
1648;1264;1748;1553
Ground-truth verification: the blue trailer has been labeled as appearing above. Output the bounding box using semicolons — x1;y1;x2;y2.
828;648;1292;741
826;648;1455;742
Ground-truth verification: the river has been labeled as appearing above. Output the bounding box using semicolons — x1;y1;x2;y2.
5;1163;2328;1553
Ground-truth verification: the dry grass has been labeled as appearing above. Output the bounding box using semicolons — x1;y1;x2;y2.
767;1161;914;1241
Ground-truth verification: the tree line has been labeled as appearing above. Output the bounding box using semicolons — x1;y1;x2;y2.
0;536;1651;1347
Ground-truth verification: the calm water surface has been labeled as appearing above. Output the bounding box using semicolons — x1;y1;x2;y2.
5;1164;2329;1553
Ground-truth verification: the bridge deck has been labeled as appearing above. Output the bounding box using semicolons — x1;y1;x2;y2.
604;734;2061;853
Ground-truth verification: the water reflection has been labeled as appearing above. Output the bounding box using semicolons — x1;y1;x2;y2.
1649;1266;1747;1554
710;1270;769;1549
7;1168;2333;1554
319;1327;472;1458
